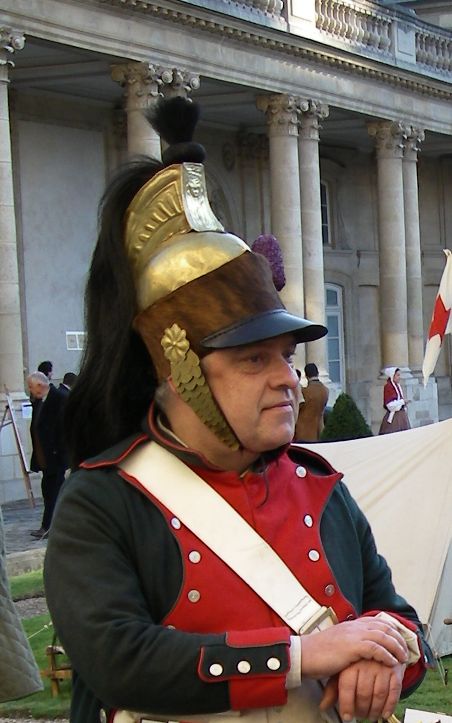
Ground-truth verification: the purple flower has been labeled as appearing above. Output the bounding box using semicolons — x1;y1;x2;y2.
251;234;286;291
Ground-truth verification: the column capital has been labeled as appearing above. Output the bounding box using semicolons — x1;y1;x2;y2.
236;132;268;162
403;125;425;161
111;61;173;107
297;99;329;141
256;94;299;137
367;120;406;159
162;67;200;98
0;27;25;70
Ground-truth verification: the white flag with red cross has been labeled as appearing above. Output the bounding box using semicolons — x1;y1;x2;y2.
422;249;452;386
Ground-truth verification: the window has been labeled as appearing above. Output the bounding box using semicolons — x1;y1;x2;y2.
325;284;345;388
320;181;330;246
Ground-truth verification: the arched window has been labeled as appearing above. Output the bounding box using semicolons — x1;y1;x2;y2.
325;283;345;388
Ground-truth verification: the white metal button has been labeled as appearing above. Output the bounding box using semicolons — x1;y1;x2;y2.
189;550;201;563
266;657;281;671
209;663;223;677
171;517;181;529
296;465;307;478
303;514;313;527
188;589;201;603
324;584;335;597
308;549;320;562
237;660;251;674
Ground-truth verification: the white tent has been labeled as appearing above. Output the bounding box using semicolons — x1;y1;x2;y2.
306;418;452;657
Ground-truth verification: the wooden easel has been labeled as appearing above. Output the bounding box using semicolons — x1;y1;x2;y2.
1;386;35;507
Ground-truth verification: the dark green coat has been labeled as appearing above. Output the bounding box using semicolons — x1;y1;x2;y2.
44;428;429;723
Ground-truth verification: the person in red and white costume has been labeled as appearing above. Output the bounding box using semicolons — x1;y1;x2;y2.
44;98;432;723
379;367;411;435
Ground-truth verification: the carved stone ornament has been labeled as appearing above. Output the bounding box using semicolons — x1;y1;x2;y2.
403;125;425;160
236;132;268;162
256;94;299;136
367;120;406;157
0;27;25;66
298;99;330;141
111;62;173;99
163;68;200;97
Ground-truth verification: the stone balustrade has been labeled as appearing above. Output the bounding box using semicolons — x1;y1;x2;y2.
316;0;391;55
313;0;452;78
416;29;452;74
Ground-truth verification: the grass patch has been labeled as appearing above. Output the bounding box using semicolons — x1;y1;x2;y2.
396;656;451;718
9;568;44;600
0;613;71;719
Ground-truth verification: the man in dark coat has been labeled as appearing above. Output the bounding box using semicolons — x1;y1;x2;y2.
27;371;67;537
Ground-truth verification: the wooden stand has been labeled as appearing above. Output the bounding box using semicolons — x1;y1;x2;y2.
42;636;72;696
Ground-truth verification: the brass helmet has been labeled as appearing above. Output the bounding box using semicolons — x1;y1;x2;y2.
125;97;327;449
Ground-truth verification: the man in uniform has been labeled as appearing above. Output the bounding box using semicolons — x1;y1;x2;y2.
44;97;430;723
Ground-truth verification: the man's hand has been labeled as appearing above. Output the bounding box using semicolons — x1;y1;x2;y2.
319;660;406;721
301;618;409;679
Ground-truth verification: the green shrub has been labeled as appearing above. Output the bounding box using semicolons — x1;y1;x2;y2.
321;393;373;441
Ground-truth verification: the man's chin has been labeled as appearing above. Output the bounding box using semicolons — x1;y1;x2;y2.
246;430;294;455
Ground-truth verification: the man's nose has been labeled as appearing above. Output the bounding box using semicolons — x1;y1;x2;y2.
272;359;299;388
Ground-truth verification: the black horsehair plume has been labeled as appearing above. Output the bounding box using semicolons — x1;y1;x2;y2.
147;96;206;165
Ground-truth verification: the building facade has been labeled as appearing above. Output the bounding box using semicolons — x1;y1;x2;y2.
1;0;452;500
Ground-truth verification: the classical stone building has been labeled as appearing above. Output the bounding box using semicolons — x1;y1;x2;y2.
1;0;452;500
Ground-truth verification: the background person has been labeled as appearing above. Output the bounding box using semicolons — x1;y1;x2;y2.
27;371;67;538
379;367;411;435
58;372;78;397
294;363;329;442
44;97;430;723
37;360;53;381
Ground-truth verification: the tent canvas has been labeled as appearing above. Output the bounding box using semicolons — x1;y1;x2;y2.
305;418;452;656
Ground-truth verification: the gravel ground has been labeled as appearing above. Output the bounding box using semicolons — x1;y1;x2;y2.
14;597;49;618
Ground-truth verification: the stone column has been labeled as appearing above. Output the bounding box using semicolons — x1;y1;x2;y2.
0;28;25;396
256;95;304;320
368;121;410;372
298;99;329;376
403;125;425;373
111;62;173;159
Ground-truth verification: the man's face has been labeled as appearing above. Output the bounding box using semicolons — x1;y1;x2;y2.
28;380;48;399
202;334;299;454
